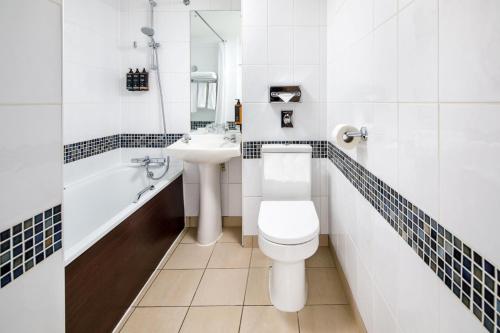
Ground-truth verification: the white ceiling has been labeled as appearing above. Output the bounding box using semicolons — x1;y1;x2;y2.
190;10;241;43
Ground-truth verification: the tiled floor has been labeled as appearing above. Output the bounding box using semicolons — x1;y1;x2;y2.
120;227;362;333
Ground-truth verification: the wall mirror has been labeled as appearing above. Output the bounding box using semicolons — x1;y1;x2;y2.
190;10;241;132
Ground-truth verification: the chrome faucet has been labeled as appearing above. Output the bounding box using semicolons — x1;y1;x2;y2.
131;156;166;166
134;185;155;203
224;133;237;143
181;134;192;143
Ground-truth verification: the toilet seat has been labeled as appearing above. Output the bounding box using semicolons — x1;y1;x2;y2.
258;201;319;245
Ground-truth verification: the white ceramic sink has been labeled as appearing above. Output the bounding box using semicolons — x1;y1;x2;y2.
167;134;240;164
166;133;241;245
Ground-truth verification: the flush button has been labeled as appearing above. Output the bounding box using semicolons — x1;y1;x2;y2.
281;110;293;128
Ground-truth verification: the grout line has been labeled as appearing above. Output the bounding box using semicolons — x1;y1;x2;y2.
238;240;253;332
177;238;217;332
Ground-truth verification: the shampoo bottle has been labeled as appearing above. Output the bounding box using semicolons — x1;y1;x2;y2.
126;68;133;91
235;99;242;125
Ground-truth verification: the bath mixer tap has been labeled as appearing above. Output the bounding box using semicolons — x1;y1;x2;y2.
181;134;192;143
131;156;166;166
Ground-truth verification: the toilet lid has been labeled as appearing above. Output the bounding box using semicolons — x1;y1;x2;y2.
258;201;319;245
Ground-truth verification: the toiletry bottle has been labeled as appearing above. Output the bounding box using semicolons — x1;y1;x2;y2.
140;68;149;91
133;68;140;91
126;68;133;91
235;99;242;125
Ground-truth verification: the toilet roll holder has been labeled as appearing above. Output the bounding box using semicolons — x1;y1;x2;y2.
343;127;368;142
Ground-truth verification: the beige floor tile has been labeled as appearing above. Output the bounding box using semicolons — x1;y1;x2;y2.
219;227;242;243
121;307;187;333
240;306;299;333
245;268;272;305
298;305;362;333
306;247;336;268
307;268;348;305
180;306;242;333
163;244;214;269
250;247;272;267
192;268;248;305
139;270;203;306
181;228;197;244
208;243;251;268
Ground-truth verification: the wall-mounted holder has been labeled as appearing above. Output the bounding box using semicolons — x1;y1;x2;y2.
270;86;301;103
343;126;368;142
281;110;293;128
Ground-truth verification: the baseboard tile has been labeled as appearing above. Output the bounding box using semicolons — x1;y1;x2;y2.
328;239;368;333
185;216;242;228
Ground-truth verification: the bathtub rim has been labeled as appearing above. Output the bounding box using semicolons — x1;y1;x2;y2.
63;167;183;266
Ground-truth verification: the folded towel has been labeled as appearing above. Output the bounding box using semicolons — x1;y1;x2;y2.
207;83;217;110
197;82;207;108
191;71;217;81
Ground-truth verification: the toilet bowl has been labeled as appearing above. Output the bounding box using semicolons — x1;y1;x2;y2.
257;144;319;312
258;201;319;312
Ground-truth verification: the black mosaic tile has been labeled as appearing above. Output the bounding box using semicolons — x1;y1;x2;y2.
327;141;499;332
242;140;327;159
0;204;63;289
64;133;185;164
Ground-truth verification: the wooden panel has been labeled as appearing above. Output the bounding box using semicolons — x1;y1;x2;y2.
65;176;184;333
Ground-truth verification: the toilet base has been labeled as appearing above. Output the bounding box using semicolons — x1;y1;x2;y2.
268;260;307;312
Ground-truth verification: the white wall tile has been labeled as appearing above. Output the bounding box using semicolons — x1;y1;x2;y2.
242;66;269;103
183;183;200;216
398;103;439;218
243;196;262;235
228;157;242;183
396;243;440;333
242;0;267;26
372;17;398;102
373;0;397;28
293;27;320;65
228;183;243;216
356;103;398;188
0;0;61;104
242;26;268;65
398;0;438;102
294;0;320;26
439;0;500;102
268;27;293;65
439;103;500;264
0;105;62;226
242;159;262;196
268;0;293;26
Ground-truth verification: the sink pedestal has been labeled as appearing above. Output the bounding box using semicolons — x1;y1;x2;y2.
197;163;222;245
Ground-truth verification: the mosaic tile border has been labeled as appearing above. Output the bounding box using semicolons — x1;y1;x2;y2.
120;133;183;148
0;204;63;288
242;140;327;159
64;134;184;164
191;121;238;131
64;134;120;164
327;142;499;333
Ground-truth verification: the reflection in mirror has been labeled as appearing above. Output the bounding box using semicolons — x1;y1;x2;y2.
190;11;241;132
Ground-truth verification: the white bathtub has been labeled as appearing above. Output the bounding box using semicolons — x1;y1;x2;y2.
63;159;183;265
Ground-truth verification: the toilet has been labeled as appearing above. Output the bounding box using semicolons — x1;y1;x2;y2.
257;144;319;312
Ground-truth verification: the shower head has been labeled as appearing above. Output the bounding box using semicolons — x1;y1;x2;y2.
149;0;157;7
183;0;190;5
141;26;155;37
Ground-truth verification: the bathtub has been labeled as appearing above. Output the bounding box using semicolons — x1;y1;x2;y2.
63;159;183;265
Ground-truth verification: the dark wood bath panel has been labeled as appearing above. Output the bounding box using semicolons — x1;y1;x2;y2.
66;175;185;333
